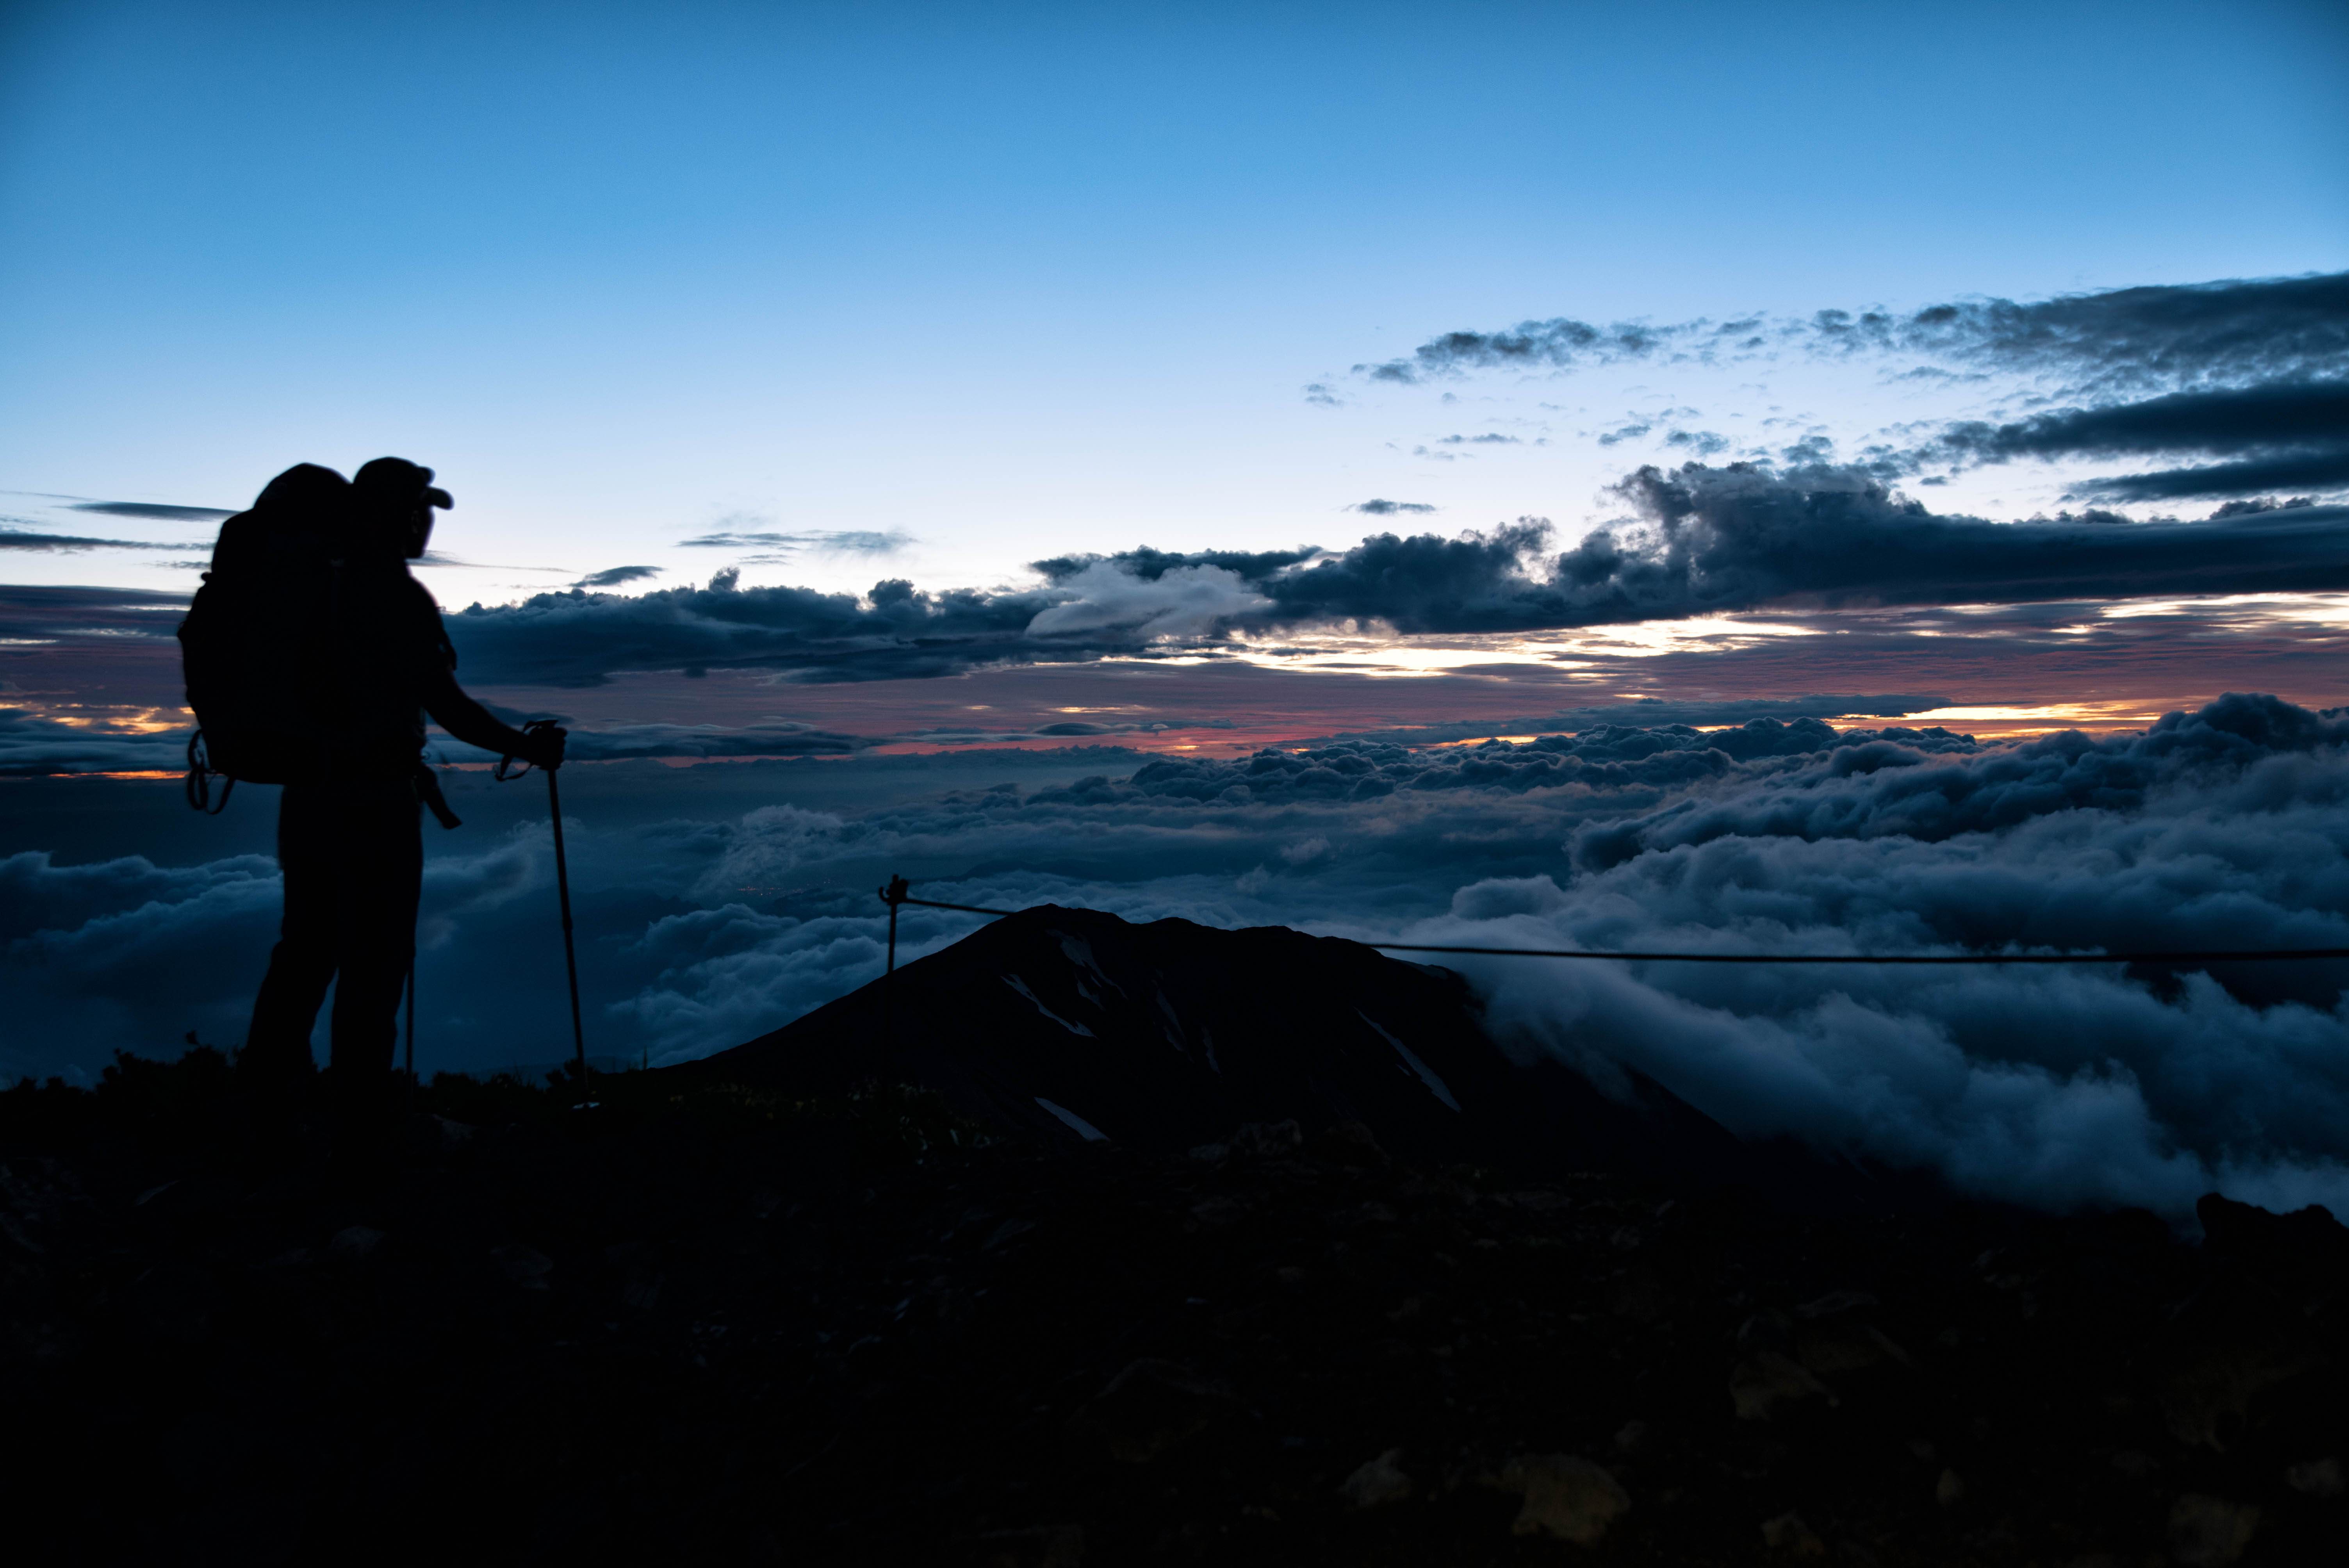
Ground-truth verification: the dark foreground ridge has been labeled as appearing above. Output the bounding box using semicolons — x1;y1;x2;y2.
6;1048;2346;1564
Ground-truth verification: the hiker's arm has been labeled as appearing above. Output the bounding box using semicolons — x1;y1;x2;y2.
422;667;566;768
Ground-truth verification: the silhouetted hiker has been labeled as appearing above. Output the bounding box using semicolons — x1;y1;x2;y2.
180;459;565;1122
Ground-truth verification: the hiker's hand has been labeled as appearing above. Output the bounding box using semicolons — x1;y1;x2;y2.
523;724;567;770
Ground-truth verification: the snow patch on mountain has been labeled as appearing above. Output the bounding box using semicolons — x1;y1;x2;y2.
1033;1097;1109;1141
1004;974;1094;1037
1360;1011;1461;1112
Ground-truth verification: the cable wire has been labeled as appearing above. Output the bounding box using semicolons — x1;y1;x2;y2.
878;889;2349;966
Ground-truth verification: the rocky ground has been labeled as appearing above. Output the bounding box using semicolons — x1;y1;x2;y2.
4;1050;2343;1565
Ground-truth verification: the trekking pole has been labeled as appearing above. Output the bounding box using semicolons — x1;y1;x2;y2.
542;741;588;1101
877;874;908;1081
499;721;590;1104
404;963;416;1081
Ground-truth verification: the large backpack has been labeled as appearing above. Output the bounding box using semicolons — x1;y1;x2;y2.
179;464;441;796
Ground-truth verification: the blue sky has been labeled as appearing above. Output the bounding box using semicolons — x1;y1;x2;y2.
4;0;2345;603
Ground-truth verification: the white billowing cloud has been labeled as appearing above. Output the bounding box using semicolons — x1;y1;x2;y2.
1025;561;1273;640
0;850;284;1076
686;804;847;903
1279;836;1331;866
1461;939;2349;1219
611;905;891;1058
414;832;554;951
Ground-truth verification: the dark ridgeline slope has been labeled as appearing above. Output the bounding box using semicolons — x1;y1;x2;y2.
690;905;1750;1183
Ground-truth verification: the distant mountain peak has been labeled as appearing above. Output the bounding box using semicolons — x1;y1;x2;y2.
695;906;1748;1183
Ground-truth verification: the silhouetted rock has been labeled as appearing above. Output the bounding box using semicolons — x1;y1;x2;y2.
2168;1492;2260;1566
1338;1447;1413;1507
2285;1455;2343;1497
1497;1452;1630;1542
2198;1192;2349;1280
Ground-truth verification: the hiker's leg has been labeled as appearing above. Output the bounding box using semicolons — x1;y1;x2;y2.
326;779;422;1087
243;785;333;1081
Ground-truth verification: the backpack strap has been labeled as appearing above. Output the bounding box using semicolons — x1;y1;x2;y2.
184;730;235;815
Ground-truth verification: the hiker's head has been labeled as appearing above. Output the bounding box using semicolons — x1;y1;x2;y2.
352;457;454;559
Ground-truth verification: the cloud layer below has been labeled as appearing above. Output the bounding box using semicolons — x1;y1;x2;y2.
10;694;2349;1224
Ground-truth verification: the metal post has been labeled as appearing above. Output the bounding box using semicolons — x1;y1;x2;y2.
546;764;588;1099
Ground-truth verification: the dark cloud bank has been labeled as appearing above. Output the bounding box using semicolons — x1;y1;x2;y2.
69;501;235;522
574;565;662;588
1360;271;2349;505
676;527;911;555
11;694;2349;1223
0;709;876;777
2;498;228;552
1361;271;2349;391
9;460;2332;739
0;527;201;553
1936;379;2349;501
420;467;2349;689
0;709;192;776
399;270;2349;689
